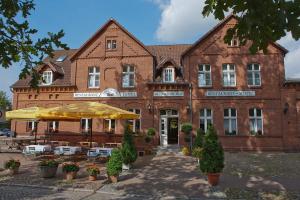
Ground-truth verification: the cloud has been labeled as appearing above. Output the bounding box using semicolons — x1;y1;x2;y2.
153;0;217;43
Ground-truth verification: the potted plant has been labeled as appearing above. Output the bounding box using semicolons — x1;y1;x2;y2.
86;165;100;181
181;146;190;156
62;162;80;181
39;159;59;178
106;149;122;183
192;128;205;164
121;125;137;170
4;159;20;175
181;123;193;148
199;125;224;186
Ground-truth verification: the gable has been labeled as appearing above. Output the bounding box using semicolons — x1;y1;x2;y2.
182;15;288;57
70;19;153;60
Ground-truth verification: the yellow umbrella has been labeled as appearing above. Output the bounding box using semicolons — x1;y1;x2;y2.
38;102;139;120
6;107;45;120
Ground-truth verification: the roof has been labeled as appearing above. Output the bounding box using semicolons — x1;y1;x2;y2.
285;78;300;84
182;14;288;57
11;49;77;88
70;18;153;61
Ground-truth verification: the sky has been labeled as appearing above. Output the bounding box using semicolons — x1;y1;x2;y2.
1;0;300;98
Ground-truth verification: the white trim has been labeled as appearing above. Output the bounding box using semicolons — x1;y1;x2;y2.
224;108;238;135
249;108;263;135
247;63;261;87
41;71;53;85
122;65;135;88
198;64;212;87
163;67;175;83
222;64;236;87
88;67;100;88
199;108;213;132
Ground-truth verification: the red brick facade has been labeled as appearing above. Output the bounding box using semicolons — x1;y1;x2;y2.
11;15;300;151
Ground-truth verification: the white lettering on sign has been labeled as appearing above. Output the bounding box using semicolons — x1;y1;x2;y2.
153;91;184;97
205;91;255;97
73;91;137;98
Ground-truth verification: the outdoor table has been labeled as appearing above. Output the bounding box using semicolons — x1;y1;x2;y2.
23;144;52;154
87;147;113;158
54;146;82;156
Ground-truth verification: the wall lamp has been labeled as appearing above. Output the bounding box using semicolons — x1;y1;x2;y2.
283;102;289;114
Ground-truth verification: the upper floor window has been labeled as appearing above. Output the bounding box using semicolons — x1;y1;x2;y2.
247;63;261;86
200;108;213;132
27;121;37;132
229;35;239;47
49;121;59;133
42;71;53;85
104;119;116;133
127;109;141;133
81;118;91;133
198;64;212;87
224;108;237;135
222;64;236;87
88;67;100;88
122;65;135;87
107;39;117;50
163;67;175;83
249;108;263;135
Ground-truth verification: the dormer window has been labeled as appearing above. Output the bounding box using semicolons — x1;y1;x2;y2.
42;71;53;85
107;39;117;50
229;35;239;47
56;55;67;62
163;67;175;83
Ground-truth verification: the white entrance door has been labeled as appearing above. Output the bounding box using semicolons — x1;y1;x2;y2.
160;117;168;146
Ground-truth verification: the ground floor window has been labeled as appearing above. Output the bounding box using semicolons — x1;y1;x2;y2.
49;121;59;133
27;121;37;132
224;108;237;135
199;108;212;132
104;119;116;133
81;118;91;133
249;108;263;135
127;109;141;133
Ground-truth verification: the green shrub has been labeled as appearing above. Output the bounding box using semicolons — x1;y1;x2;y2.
181;123;193;134
193;128;204;149
147;128;156;137
62;162;79;173
144;135;152;143
121;125;138;165
39;160;59;167
200;125;224;173
86;165;100;176
107;149;122;176
4;159;20;170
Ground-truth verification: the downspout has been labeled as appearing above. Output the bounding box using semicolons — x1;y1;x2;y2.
189;83;193;149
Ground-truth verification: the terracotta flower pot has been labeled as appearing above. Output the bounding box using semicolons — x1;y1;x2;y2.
8;168;19;175
207;173;220;186
65;171;77;181
89;175;97;181
108;175;118;183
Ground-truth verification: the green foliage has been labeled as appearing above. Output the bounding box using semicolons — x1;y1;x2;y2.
181;146;190;156
86;166;100;176
147;128;156;137
0;91;11;110
0;0;69;88
39;159;59;167
181;123;193;134
202;0;300;53
144;135;152;143
121;125;137;164
193;128;204;149
200;125;224;173
62;162;79;173
192;147;203;159
106;148;122;176
4;159;20;170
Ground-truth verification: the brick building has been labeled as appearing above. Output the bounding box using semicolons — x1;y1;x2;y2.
10;15;300;151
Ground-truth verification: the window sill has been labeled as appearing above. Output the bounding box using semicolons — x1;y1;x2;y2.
198;86;213;89
122;86;136;89
222;86;237;89
248;85;262;89
88;87;100;90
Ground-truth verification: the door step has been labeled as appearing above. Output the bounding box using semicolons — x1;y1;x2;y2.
155;145;181;155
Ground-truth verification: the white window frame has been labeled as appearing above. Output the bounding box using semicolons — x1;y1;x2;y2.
249;108;263;135
222;64;236;87
104;119;116;133
198;64;212;87
199;108;213;132
229;35;239;47
42;71;53;85
224;108;238;135
163;67;175;83
88;67;100;88
81;118;91;133
107;40;117;50
247;63;261;87
49;121;59;132
127;109;141;133
122;65;135;88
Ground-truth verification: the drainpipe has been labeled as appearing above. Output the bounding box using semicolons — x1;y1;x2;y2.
189;83;193;149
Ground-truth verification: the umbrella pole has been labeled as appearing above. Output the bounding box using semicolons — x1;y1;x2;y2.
35;121;39;145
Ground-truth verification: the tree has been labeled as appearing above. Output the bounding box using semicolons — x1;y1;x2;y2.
193;128;204;149
0;91;11;109
121;125;137;166
199;125;224;174
203;0;300;53
0;0;68;87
